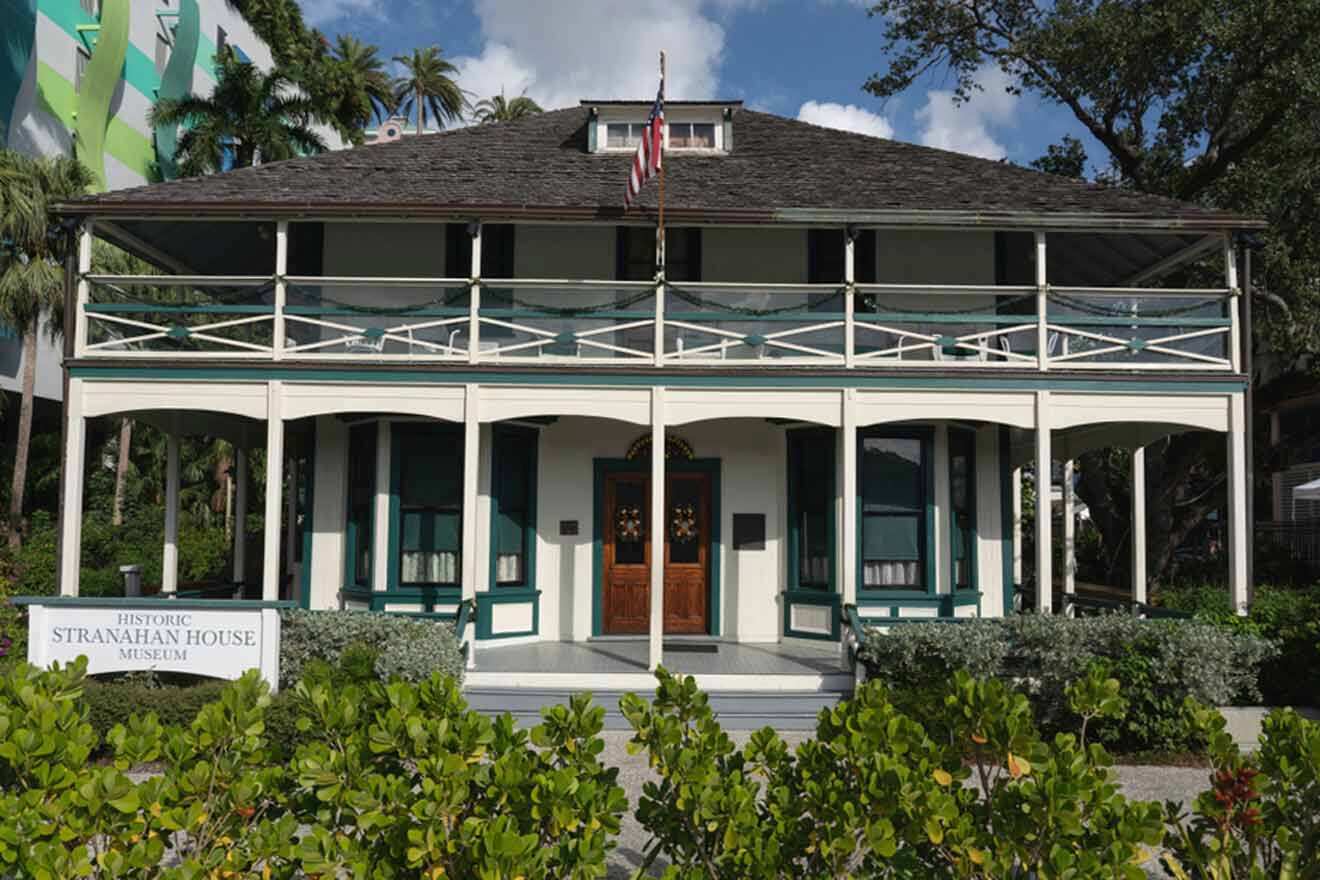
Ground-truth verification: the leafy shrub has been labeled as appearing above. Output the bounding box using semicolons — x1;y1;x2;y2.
622;667;1165;878
290;675;627;877
1164;700;1320;877
1160;582;1320;706
858;615;1275;752
279;608;464;688
82;674;228;743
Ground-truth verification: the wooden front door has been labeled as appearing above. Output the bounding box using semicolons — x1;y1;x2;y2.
602;471;711;635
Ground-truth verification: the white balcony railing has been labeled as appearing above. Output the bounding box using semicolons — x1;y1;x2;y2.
75;273;1240;373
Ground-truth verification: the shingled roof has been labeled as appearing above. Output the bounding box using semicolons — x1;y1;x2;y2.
63;105;1255;228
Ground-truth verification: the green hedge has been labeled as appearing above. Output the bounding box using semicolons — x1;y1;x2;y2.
1159;582;1320;706
278;608;464;689
83;676;229;742
857;614;1275;753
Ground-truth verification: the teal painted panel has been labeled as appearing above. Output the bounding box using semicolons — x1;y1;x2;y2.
65;365;1250;394
155;0;197;179
0;0;36;144
38;0;161;102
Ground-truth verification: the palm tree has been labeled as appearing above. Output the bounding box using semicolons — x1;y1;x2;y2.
392;46;465;135
333;35;393;128
0;150;94;549
150;50;327;176
471;89;543;124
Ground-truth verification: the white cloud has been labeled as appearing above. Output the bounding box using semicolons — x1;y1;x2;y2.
452;0;732;112
796;100;894;138
916;64;1019;159
301;0;382;25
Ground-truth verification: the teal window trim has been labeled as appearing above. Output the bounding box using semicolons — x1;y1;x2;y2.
856;426;937;599
389;421;464;595
781;589;842;641
785;427;835;592
591;457;721;638
949;427;978;593
343;424;376;591
489;424;539;590
298;420;316;609
475;589;541;639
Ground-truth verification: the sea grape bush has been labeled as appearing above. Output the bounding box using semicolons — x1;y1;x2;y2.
622;667;1165;879
2;660;1318;878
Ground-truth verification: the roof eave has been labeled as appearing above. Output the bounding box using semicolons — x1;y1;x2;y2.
51;200;1265;230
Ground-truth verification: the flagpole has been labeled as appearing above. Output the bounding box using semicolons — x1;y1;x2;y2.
657;50;666;270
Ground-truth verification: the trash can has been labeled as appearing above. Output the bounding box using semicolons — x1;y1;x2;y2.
119;564;142;597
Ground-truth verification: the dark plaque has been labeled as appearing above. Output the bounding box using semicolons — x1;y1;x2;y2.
559;520;579;536
732;514;765;550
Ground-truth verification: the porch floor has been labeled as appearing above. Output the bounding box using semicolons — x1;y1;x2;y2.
467;638;852;693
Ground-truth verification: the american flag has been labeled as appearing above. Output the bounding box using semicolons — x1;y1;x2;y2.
624;80;664;209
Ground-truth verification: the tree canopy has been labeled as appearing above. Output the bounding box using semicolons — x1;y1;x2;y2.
864;0;1320;585
150;52;328;175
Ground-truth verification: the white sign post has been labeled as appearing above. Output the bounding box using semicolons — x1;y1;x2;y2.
16;598;289;690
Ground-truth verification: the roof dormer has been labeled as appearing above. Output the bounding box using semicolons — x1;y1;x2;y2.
582;100;740;155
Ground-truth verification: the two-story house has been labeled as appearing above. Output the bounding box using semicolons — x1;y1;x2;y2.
53;101;1258;702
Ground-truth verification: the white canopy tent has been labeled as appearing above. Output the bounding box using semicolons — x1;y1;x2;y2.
1292;477;1320;519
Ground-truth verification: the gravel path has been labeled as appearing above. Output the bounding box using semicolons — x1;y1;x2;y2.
598;731;1208;878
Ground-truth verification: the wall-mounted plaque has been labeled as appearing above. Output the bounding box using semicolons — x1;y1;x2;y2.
732;513;765;550
559;520;579;536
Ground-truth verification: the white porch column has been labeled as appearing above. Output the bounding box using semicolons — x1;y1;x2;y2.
1225;235;1241;374
933;424;951;595
1062;459;1075;613
1131;446;1148;605
273;221;287;360
839;389;858;609
1228;392;1249;613
462;384;480;666
649;387;666;671
1012;467;1023;595
262;382;285;601
285;455;299;603
233;448;248;585
468;223;482;364
73;223;92;357
162;433;180;594
1035;231;1049;371
372;420;391;595
1035;391;1053;613
844;228;856;368
58;378;86;596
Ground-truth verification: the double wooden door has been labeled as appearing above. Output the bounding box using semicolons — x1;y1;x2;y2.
602;471;711;635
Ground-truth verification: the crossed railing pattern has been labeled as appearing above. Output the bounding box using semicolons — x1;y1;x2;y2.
76;274;1240;372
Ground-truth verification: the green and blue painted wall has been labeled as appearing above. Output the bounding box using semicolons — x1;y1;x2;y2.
0;0;273;191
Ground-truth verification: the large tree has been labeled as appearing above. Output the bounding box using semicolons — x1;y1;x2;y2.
332;35;394;127
0;150;93;549
392;46;466;135
150;50;328;175
863;0;1320;585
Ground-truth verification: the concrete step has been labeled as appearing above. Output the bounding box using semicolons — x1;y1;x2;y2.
464;687;850;731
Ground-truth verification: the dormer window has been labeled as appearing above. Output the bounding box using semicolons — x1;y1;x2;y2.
606;122;649;149
587;100;737;154
669;122;715;148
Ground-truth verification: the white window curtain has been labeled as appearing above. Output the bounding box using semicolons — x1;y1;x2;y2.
495;553;521;583
401;550;457;585
863;561;919;588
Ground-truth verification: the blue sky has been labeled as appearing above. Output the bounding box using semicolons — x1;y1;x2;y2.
303;0;1101;169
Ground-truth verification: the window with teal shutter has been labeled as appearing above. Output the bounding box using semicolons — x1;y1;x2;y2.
345;425;376;588
950;428;977;591
395;425;463;586
859;430;933;592
491;426;538;588
787;428;834;590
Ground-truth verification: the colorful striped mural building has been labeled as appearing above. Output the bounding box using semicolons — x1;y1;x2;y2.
0;0;274;192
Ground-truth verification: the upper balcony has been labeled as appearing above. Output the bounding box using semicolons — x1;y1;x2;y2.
72;219;1243;374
